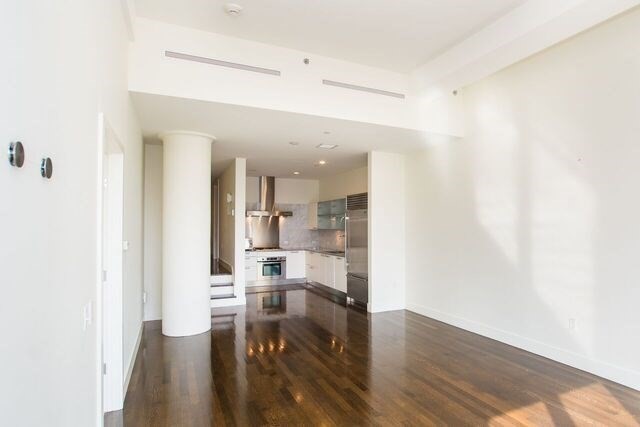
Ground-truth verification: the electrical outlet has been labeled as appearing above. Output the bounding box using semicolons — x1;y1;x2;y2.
143;291;147;304
568;318;576;331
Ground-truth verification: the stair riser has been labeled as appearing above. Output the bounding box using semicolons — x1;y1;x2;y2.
211;286;234;296
210;274;233;285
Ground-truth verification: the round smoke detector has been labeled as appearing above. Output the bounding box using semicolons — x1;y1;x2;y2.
224;3;243;16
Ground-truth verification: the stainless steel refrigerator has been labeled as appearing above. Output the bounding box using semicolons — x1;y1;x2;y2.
346;193;368;305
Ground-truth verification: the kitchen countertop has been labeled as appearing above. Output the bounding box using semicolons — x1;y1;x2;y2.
245;248;345;257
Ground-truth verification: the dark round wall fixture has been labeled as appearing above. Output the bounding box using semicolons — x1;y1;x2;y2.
8;141;25;167
40;157;53;179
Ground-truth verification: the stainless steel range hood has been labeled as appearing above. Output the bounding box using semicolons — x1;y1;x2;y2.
246;176;292;217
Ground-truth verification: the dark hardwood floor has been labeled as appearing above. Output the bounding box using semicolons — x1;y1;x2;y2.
107;289;640;426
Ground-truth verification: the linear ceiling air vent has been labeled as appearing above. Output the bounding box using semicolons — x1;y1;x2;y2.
322;79;405;99
165;50;281;76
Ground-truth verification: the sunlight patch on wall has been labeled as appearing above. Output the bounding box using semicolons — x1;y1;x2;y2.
530;141;595;354
472;100;520;265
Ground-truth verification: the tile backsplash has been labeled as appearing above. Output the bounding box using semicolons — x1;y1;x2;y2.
277;204;318;249
318;229;345;252
246;202;345;251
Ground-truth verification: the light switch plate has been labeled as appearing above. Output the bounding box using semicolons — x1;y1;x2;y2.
83;302;93;331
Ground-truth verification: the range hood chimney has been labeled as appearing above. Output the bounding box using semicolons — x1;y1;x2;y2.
246;176;292;217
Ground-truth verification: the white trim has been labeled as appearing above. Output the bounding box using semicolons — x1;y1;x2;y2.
406;302;640;391
96;116;105;427
120;0;137;41
210;296;247;309
97;113;127;419
158;130;217;140
123;322;143;396
411;0;640;100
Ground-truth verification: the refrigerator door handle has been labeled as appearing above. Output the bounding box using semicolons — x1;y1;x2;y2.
345;213;350;267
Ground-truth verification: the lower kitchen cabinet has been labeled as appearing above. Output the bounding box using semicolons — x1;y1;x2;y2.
306;251;347;294
306;251;322;283
319;254;335;288
245;256;257;282
333;257;347;293
286;251;306;279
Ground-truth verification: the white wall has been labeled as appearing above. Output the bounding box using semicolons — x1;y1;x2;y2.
143;145;163;320
369;152;405;312
246;177;319;205
319;167;368;201
405;8;640;390
218;162;238;266
128;18;454;135
216;159;247;304
233;159;247;301
1;1;143;425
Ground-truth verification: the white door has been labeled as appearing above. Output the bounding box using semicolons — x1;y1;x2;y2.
100;116;125;413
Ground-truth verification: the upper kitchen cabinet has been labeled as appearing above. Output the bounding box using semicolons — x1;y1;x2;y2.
316;198;346;230
317;201;331;216
330;199;346;215
307;202;318;230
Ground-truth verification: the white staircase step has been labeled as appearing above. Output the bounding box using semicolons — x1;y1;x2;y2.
210;293;235;300
211;283;234;296
210;274;233;285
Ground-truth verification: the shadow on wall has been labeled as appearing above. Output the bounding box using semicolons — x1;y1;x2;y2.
405;90;640;422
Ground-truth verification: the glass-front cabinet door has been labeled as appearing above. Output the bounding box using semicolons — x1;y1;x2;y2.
317;198;346;230
317;201;331;215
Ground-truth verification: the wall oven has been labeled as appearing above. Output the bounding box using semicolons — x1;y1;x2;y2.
256;256;286;281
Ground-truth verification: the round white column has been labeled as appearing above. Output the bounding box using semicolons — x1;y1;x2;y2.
160;131;215;337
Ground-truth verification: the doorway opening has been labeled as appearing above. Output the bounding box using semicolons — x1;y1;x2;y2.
98;115;125;417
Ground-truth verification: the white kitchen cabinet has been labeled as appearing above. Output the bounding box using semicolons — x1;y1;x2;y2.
307;251;322;283
306;252;346;294
333;256;347;293
320;254;335;288
245;255;257;282
307;202;318;230
286;251;306;279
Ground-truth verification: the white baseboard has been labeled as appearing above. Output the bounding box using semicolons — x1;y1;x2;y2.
369;302;406;313
210;296;246;308
406;302;640;391
123;322;144;396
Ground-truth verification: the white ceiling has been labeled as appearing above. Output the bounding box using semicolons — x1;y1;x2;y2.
133;0;524;72
131;92;442;178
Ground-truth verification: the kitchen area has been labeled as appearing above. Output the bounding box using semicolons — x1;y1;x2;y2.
243;174;369;308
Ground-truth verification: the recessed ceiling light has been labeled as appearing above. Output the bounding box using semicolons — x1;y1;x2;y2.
224;3;243;16
316;143;338;150
293;171;300;175
289;141;299;146
318;160;326;165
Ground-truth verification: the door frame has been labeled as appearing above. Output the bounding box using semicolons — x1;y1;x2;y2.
96;113;125;423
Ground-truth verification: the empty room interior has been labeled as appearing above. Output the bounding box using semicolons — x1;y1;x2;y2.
4;0;640;426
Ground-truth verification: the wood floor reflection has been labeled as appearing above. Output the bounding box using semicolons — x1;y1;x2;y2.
107;289;640;426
